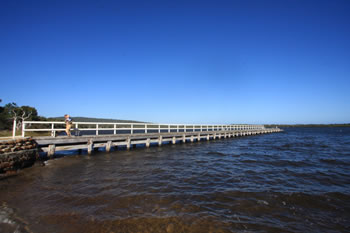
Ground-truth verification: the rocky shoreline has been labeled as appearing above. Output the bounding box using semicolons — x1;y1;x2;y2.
0;138;38;174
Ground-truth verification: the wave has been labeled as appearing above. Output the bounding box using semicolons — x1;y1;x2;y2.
0;203;31;233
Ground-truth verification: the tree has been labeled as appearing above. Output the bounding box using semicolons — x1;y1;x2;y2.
0;103;16;130
0;102;40;130
0;99;5;130
11;107;33;130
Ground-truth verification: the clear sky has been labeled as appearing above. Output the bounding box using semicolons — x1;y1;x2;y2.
1;0;349;124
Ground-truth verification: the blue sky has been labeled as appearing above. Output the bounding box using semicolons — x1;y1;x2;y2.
1;0;349;124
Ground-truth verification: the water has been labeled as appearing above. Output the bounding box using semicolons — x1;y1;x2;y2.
1;127;350;233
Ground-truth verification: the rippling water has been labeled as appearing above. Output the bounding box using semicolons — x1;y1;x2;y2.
1;127;350;233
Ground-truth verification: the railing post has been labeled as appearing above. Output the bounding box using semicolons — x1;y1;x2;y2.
193;125;195;132
22;122;25;137
145;124;147;134
168;124;170;133
177;125;179;133
131;124;134;134
96;124;99;136
51;123;55;137
114;124;116;135
12;119;16;138
184;125;186;132
75;123;78;136
158;124;161;133
200;125;202;132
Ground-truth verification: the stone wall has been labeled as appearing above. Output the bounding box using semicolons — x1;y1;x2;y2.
0;138;38;173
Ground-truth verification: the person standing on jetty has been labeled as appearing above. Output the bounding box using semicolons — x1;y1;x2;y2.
64;114;73;137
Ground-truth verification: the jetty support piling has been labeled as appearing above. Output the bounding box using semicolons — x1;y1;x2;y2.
146;138;150;148
48;144;55;157
106;141;112;152
126;137;131;150
87;139;94;155
158;136;163;146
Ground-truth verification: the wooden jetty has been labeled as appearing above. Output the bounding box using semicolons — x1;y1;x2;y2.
22;121;282;157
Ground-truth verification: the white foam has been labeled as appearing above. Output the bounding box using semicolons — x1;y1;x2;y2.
0;204;24;233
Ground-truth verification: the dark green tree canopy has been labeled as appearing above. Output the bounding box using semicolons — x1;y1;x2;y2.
0;101;41;130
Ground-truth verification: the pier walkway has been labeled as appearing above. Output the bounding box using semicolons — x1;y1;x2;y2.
22;121;282;156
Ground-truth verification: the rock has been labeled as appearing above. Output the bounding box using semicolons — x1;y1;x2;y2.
5;170;17;175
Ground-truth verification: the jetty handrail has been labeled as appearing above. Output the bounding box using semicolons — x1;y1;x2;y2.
21;121;266;137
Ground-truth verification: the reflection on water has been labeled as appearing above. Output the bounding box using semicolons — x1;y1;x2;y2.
1;128;350;232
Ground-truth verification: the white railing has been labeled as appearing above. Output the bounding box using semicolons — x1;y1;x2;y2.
21;121;266;137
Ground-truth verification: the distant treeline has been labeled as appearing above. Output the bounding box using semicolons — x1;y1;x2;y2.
265;124;350;127
47;116;144;123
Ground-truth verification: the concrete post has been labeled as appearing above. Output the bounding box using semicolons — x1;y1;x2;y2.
126;137;131;150
106;141;112;152
48;144;55;157
158;136;163;146
146;138;150;148
87;139;94;155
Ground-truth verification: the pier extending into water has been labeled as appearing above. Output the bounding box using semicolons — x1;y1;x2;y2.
22;121;282;157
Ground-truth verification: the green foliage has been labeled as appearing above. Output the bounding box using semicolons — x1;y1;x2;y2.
0;103;16;130
0;100;43;130
0;106;6;130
